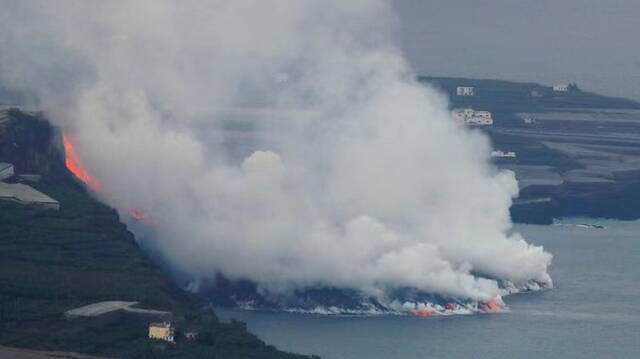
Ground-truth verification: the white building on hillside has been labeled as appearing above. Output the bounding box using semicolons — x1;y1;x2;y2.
474;111;491;119
456;86;475;96
0;182;60;210
553;84;569;92
452;108;493;126
149;322;175;343
466;116;493;125
491;150;516;158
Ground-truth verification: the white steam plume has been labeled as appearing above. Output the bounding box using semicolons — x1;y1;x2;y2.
0;0;551;304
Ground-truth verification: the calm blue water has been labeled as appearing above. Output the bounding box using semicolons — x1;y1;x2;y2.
217;219;640;359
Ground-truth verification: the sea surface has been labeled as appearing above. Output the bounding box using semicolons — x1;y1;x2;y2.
217;218;640;359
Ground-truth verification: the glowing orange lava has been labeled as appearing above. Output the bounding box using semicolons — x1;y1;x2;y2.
131;209;152;224
63;134;102;192
414;309;434;317
131;210;145;221
63;134;150;224
482;298;502;312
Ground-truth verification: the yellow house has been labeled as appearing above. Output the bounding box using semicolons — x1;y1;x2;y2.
148;322;175;343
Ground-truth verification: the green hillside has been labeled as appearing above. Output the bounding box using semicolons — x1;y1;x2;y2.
419;76;640;127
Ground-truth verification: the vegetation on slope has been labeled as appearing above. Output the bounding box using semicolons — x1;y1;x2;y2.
420;76;640;114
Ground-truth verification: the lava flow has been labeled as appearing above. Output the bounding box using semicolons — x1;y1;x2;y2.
414;309;434;317
63;133;148;222
130;209;149;222
480;297;504;313
62;134;103;192
130;210;143;220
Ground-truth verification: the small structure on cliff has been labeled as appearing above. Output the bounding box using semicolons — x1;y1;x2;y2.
149;322;175;343
452;108;494;126
456;86;475;96
0;181;59;210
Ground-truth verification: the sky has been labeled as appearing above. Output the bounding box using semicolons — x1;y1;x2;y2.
393;0;640;100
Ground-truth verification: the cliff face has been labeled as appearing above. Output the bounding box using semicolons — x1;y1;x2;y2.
0;108;69;180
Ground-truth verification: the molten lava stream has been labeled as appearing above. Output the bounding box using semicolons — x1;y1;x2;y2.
62;134;102;192
130;209;152;224
63;133;150;223
414;309;434;317
131;210;144;221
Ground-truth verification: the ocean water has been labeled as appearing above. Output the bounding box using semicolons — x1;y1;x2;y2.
217;219;640;359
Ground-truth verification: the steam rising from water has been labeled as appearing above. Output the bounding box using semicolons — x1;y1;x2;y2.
0;1;551;304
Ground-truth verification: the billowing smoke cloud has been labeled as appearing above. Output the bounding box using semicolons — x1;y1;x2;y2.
0;1;551;305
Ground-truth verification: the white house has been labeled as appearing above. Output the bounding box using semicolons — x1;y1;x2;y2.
451;108;493;126
553;84;569;92
474;111;492;119
149;322;175;343
466;116;493;125
491;150;516;158
456;86;474;96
